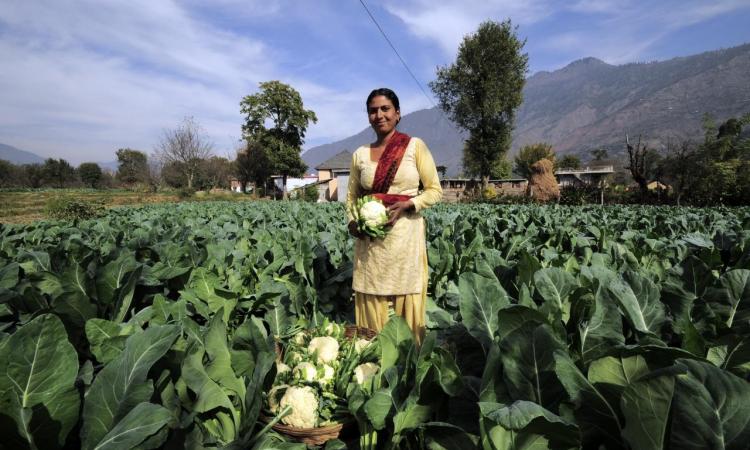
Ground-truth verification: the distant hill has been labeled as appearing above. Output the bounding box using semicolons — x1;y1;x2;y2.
303;43;750;176
0;143;44;164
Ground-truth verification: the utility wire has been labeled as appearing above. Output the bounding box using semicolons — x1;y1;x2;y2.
357;0;436;108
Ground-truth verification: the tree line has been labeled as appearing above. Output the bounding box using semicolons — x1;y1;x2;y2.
0;81;317;197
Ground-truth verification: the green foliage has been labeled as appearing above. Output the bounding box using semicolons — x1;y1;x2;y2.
3;202;750;448
116;148;149;185
42;158;77;188
514;142;555;180
303;184;319;202
240;81;317;196
557;154;581;170
44;197;104;221
431;20;528;187
78;162;103;188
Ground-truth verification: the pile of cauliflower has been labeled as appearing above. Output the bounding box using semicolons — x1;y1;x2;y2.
350;195;390;239
265;319;380;429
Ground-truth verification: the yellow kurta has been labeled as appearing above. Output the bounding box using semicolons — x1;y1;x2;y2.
346;137;442;344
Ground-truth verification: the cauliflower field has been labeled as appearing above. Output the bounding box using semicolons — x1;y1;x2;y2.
1;201;750;449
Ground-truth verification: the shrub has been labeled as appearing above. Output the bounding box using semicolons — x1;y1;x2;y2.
303;184;319;202
45;198;104;221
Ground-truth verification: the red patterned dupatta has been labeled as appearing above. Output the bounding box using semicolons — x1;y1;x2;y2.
369;131;412;206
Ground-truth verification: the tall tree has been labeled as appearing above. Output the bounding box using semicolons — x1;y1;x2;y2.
78;162;102;188
430;19;528;191
625;135;661;199
514;142;555;182
116;148;149;185
240;81;317;199
234;140;273;196
155;117;213;190
42;158;76;188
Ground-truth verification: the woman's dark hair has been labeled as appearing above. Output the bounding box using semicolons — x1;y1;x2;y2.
366;88;400;111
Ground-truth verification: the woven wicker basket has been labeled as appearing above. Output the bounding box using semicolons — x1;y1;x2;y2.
266;324;376;445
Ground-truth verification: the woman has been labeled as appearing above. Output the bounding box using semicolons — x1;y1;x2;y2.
346;88;442;344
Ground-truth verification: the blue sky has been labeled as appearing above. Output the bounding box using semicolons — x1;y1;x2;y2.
1;0;750;165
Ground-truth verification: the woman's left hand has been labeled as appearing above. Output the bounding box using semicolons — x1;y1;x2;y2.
387;200;415;226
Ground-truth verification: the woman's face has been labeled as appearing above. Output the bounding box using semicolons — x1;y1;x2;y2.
367;95;400;137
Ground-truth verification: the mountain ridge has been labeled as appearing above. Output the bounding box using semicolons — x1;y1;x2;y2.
303;43;750;176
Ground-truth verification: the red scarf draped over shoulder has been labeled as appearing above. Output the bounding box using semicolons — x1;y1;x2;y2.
369;131;412;207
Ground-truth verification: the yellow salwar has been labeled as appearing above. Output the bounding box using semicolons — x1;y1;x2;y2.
347;137;442;345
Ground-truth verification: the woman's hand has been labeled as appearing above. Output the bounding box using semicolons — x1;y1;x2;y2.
386;200;415;226
348;220;364;239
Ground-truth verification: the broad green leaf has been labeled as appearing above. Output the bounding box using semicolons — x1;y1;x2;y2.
92;402;172;450
459;272;509;353
85;319;134;364
422;422;477;450
393;398;432;434
704;269;750;330
379;316;414;370
500;321;564;409
553;352;623;447
533;267;577;322
580;286;624;363
606;271;665;335
0;262;19;289
479;400;579;450
364;388;393;430
112;265;143;323
588;355;649;388
81;324;179;450
96;252;139;304
0;314;79;450
620;372;675;450
669;359;750;450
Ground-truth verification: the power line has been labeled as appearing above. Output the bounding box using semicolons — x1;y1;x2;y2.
357;0;436;109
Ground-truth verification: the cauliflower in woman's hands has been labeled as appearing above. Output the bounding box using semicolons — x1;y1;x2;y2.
279;386;319;428
351;195;389;238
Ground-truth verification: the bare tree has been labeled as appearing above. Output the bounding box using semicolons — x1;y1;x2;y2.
625;134;650;198
155;117;213;189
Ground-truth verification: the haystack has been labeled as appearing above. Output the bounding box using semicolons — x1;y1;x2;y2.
528;159;560;202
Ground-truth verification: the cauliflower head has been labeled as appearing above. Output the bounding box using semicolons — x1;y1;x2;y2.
267;384;288;414
360;200;388;228
276;362;291;374
324;322;343;337
279;385;319;428
292;331;307;346
354;362;380;385
308;336;339;364
294;362;317;382
318;364;335;386
354;338;371;354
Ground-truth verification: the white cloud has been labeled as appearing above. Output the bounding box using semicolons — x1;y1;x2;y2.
382;0;552;56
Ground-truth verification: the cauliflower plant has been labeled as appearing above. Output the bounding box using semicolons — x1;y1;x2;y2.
294;362;317;382
354;362;380;385
279;385;319;428
308;336;339;364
